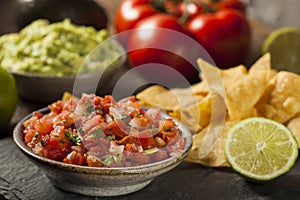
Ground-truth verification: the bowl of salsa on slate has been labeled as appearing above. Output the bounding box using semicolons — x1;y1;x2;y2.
13;93;192;196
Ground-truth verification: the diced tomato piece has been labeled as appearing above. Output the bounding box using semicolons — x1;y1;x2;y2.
49;100;63;114
104;121;128;139
101;95;117;114
53;110;75;128
50;126;72;148
24;130;35;144
137;129;155;149
124;143;140;153
41;136;71;161
82;115;104;134
34;112;56;134
129;100;141;110
129;110;140;118
86;155;103;167
63;150;87;166
62;97;78;112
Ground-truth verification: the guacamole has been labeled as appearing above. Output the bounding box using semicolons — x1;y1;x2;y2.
0;19;123;76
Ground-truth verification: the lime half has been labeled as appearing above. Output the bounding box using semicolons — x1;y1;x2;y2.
0;67;18;130
262;27;300;74
224;117;298;182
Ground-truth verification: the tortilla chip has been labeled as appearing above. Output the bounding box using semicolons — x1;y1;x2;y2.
136;85;171;109
249;52;271;72
136;84;206;132
136;85;203;111
170;95;211;133
191;81;209;96
185;120;238;167
224;54;275;120
256;71;300;123
137;53;300;168
287;117;300;148
220;64;248;87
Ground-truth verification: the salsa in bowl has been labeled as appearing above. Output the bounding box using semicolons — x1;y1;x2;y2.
13;94;192;196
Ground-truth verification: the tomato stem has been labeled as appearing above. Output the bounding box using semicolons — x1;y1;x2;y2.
178;0;214;24
193;0;215;13
150;0;183;12
149;0;166;12
178;0;192;24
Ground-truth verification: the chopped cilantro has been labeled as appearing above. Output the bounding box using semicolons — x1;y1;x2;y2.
152;128;158;134
102;155;113;166
59;140;65;144
34;132;40;138
32;132;40;142
113;154;123;163
86;129;104;139
165;127;171;132
86;104;94;113
40;139;45;147
101;154;123;166
107;135;115;141
64;130;82;146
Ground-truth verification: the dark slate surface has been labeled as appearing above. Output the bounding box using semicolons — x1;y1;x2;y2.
2;64;300;200
2;100;300;200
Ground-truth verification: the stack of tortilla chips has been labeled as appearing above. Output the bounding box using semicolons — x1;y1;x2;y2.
136;53;300;167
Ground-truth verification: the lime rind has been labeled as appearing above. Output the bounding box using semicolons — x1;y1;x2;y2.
224;117;298;182
262;27;300;73
262;27;300;54
0;67;18;128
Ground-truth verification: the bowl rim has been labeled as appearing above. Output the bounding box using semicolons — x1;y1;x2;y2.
13;106;193;174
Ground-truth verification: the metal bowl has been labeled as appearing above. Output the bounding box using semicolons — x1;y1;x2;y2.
13;107;193;197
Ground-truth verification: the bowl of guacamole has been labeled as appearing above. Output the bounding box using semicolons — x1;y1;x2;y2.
0;19;127;104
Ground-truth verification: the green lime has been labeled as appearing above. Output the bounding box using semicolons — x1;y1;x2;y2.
0;67;18;130
262;27;300;74
224;117;298;182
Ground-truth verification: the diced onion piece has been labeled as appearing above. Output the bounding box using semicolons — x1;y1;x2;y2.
109;141;124;154
109;107;123;120
144;147;159;154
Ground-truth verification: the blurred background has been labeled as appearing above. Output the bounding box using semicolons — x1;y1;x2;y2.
99;0;300;31
242;0;300;30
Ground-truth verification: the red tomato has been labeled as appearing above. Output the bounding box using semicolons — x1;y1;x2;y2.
137;129;155;149
185;8;251;68
128;13;207;84
42;136;71;161
114;0;158;33
165;1;204;18
115;0;250;76
209;0;246;14
180;2;205;18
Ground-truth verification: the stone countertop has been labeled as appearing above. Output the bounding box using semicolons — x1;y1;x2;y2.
1;2;295;199
2;122;300;200
2;64;300;199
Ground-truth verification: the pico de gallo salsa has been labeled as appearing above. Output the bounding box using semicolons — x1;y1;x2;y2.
23;94;185;167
